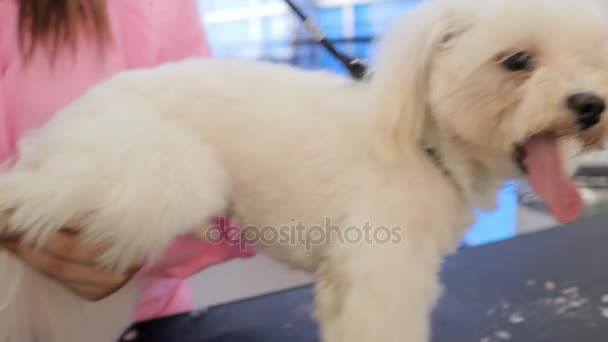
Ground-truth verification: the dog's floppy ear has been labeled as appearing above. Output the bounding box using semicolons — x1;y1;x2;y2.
369;0;466;158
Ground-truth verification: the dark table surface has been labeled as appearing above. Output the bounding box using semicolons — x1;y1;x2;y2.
194;215;608;342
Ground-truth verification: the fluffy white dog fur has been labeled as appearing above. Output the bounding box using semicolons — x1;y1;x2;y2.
2;0;608;341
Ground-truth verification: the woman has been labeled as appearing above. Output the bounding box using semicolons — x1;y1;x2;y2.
0;0;253;340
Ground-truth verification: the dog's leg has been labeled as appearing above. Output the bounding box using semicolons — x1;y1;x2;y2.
0;111;228;340
313;219;443;342
0;110;229;271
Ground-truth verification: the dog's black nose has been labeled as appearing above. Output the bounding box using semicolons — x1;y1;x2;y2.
567;92;605;130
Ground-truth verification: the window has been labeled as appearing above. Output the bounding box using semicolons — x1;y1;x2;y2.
198;0;417;74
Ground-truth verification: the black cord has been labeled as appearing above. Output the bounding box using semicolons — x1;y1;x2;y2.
283;0;368;80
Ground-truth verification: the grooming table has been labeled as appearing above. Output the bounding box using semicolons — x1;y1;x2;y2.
187;215;608;342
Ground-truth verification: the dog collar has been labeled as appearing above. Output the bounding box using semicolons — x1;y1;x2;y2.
425;147;463;192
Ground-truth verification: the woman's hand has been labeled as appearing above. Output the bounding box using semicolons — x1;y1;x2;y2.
0;230;142;301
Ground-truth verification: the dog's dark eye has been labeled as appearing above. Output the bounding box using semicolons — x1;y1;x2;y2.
501;52;533;71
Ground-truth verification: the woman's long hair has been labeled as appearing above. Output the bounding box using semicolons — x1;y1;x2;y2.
18;0;111;62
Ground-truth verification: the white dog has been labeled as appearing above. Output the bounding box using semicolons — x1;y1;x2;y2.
2;0;608;341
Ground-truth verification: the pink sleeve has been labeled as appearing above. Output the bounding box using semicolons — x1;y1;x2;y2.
154;0;212;63
138;217;256;279
0;81;15;164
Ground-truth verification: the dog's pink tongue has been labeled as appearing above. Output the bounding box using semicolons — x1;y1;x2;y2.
524;135;583;223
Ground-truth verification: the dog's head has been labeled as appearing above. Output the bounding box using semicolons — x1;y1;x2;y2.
371;0;608;222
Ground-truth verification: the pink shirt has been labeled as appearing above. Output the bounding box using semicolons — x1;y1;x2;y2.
0;0;254;323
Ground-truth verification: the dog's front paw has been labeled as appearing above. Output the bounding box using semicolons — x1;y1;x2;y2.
313;242;441;342
0;113;229;270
